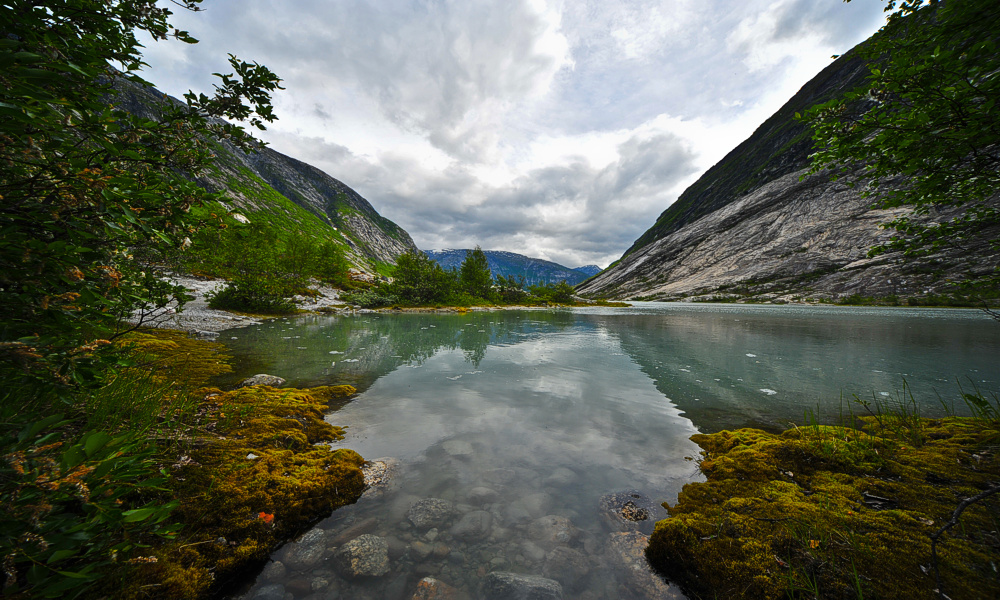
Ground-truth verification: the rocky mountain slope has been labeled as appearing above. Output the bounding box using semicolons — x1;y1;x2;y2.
424;249;597;286
112;79;416;273
577;46;998;303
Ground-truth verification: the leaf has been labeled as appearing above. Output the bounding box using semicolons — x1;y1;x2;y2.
122;508;158;523
84;432;113;458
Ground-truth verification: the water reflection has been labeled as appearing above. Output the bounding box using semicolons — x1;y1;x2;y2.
218;303;998;600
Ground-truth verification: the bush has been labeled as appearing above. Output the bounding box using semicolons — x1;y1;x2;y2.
341;288;398;309
206;277;296;314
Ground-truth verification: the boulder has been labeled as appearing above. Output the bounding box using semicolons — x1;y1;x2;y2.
237;374;286;388
411;576;461;600
283;529;327;570
332;534;390;578
598;490;655;530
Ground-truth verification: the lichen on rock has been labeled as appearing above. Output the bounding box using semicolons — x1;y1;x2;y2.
645;419;1000;600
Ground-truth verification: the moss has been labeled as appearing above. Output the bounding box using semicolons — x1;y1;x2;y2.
107;332;365;599
647;419;1000;600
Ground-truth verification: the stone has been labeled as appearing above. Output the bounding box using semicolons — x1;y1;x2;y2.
329;517;379;546
384;535;408;559
606;531;681;599
467;487;499;504
407;498;455;530
237;373;286;388
424;528;439;542
543;467;578;487
483;468;516;486
449;510;493;541
598;490;656;530
481;572;563;600
261;560;286;581
543;547;592;592
411;576;461;600
520;493;553;519
283;529;327;570
411;540;433;560
432;542;450;558
286;577;313;597
520;541;546;563
527;515;579;549
249;583;286;600
442;439;474;457
332;534;390;578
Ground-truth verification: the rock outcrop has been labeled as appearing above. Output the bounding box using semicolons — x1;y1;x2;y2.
578;43;999;302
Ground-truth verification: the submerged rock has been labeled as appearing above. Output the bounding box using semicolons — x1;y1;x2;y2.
411;576;462;600
237;373;286;388
332;534;390;578
481;572;563;600
598;490;655;530
283;529;327;570
543;547;592;592
449;510;493;541
527;515;580;549
407;498;455;530
606;531;677;599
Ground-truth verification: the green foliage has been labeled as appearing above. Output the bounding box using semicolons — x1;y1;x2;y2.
0;0;281;385
802;0;1000;297
459;246;494;299
495;274;529;303
529;281;577;303
0;383;180;598
189;222;350;314
388;251;458;305
341;288;399;309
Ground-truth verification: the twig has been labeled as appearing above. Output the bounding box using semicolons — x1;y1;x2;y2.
929;482;1000;598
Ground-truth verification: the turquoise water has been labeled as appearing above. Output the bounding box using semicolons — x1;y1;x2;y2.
220;303;998;599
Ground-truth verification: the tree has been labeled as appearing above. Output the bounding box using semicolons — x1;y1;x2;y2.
801;0;1000;307
0;0;282;384
389;251;456;304
460;246;493;299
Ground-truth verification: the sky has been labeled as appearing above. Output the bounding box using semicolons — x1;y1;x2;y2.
141;0;888;269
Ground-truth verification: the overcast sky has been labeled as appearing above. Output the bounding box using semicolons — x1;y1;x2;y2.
142;0;887;268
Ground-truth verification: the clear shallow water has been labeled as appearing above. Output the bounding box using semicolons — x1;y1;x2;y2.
220;303;999;600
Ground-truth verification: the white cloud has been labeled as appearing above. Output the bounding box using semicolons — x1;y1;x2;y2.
143;0;887;268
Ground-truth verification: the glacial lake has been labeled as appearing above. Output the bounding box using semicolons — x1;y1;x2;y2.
218;303;999;600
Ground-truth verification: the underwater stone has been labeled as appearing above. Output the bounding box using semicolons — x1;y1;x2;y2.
260;560;286;581
449;510;493;541
411;576;460;600
527;516;580;550
481;572;563;600
411;540;433;560
284;529;328;570
482;468;516;486
407;498;455;530
543;547;592;592
237;373;286;388
442;439;474;457
332;534;390;578
249;583;286;600
606;531;675;599
598;490;655;530
467;486;499;504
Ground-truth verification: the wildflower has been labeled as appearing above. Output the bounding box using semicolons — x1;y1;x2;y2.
258;512;274;524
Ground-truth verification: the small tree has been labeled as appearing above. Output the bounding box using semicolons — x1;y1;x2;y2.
460;246;494;300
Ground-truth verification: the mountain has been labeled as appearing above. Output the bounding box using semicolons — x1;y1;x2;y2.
423;250;593;286
111;78;416;273
574;265;603;278
577;45;999;303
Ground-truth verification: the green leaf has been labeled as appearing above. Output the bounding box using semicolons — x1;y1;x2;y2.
84;432;113;457
122;508;158;523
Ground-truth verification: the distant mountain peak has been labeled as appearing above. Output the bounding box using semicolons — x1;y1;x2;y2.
422;249;591;287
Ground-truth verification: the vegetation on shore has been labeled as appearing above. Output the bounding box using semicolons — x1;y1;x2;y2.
343;248;625;309
646;395;1000;600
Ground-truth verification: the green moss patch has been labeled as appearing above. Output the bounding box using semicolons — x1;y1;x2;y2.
109;332;365;599
647;420;1000;600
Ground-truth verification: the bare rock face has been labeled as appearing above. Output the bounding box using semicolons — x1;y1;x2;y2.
332;534;390;578
578;168;999;302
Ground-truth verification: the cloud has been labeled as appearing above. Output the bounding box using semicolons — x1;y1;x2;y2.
142;0;887;268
